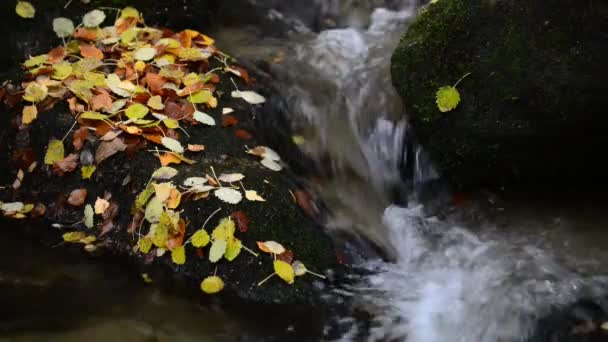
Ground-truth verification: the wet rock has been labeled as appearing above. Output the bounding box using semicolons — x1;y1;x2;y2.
391;0;608;191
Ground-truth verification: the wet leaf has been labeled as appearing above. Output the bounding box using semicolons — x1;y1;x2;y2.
171;245;186;265
218;173;244;183
209;239;227;263
245;190;266;202
436;86;460;112
94;197;110;215
53;17;75;38
23;54;48;68
52;62;73;80
134;47;157;61
191;229;210;248
95;138;127;164
138;237;152;254
214;188;242;204
120;6;139;19
159;153;181;166
247;146;281;161
231;90;265;104
222;115;239;127
141;273;153;283
200;276;224;294
151;166;178;180
90;92;113;112
224;238;242;261
187;144;205;152
276;249;294;264
230;211;249;233
125;103;149;120
22;105;38;125
212;218;235;241
81;165;96;179
52;153;79;176
44;139;65;165
193;111;216;126
274;260;295;284
23;83;48;103
222;108;234;115
16;1;35;19
72;126;89;150
80;111;108;120
147;95;164;110
80;44;104;60
161;137;184;153
166;188;182;209
292;260;307;276
63;231;86;242
135;183;156;210
84;204;94;228
261;157;283;171
257;241;286;255
144;196;163;223
184;177;207;187
68;189;87;207
189;90;212;104
83;9;106;28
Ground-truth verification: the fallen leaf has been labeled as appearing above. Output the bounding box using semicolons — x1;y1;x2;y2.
23;83;48;103
63;231;86;243
16;1;35;19
95;138;127;164
222;108;234;115
134;47;157;61
144;196;163;223
100;130;122;141
261;157;283;171
147;95;164;110
191;229;210;247
171;245;186;265
187;144;205;152
214;188;242;204
52;154;79;175
48;46;67;64
73;27;98;41
80;43;104;60
125;103;149;119
138;237;152;254
72;126;89;150
153;183;172;202
68;189;87;207
161;137;184;153
209;239;227;263
292;260;307;276
224;238;242;261
193;111;216;126
230;211;249;233
222;115;239;127
436;86;461;113
245;190;266;202
166;188;182;209
159;153;182;166
83;9;106;27
22;105;38;125
90;91;113;112
94;197;110;215
152;166;179;180
276;249;293;264
200;276;224;294
257;241;286;255
218;173;245;183
84;204;94;228
274;260;295;284
212;218;235;241
231;90;265;104
234;129;253;140
247;146;281;161
81;165;96;179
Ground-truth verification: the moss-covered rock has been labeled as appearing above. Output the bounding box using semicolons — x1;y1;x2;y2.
391;0;608;190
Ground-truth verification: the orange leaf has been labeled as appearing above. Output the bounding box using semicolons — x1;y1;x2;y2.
166;188;182;209
234;129;253;140
187;144;205;152
80;43;104;60
48;46;66;64
73;28;98;41
166;218;186;251
145;72;167;95
90;91;113;112
222;115;239;128
68;97;85;114
143;133;163;144
119;124;143;136
72;126;89;151
159;152;182;166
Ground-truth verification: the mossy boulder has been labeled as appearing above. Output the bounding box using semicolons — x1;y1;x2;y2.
391;0;608;190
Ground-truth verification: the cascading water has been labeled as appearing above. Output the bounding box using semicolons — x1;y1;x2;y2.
219;1;608;341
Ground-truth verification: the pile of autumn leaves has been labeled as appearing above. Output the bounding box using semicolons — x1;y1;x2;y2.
5;4;325;294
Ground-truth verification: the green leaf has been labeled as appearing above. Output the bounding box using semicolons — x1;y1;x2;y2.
121;28;138;45
191;229;210;248
138;237;152;254
44;140;64;165
16;1;35;19
81;165;96;179
212;218;235;241
52;62;73;80
134;182;156;210
435;86;461;112
189;90;212;104
23;83;48;103
80;111;108;120
224;238;242;261
209;239;227;263
171;245;186;265
200;276;224;294
125;103;149;120
84;204;94;228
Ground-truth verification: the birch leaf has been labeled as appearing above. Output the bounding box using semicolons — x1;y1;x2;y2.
134;47;157;61
247;146;281;161
44;140;64;165
63;231;86;242
245;190;266;202
224;238;242;261
84;204;94;228
218;173;245;183
189;90;212;104
171;245;186;265
209;239;227;263
81;165;96;179
144;196;163;223
161;137;184;153
231;90;265;104
22;105;38;125
257;241;286;255
261;157;283;171
214;188;242;204
147;95;164;110
193;111;216;126
191;229;210;248
125;103;149;119
184;177;207;187
16;1;35;19
200;276;224;294
138;237;152;254
23;83;48;103
292;260;307;276
436;86;461;112
151;167;178;180
53;17;75;38
212;218;235;241
94;197;110;214
274;260;295;284
83;9;106;27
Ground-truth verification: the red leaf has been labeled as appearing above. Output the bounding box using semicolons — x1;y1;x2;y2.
52;154;79;176
222;115;239;128
67;188;87;207
230;210;250;233
234;129;253;140
294;189;318;218
72;126;89;151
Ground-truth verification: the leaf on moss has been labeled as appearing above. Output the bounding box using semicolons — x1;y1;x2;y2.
274;260;295;284
138;237;152;254
161;137;184;154
44;139;64;165
224;238;242;261
191;229;210;248
16;1;35;19
171;245;186;265
214;188;242;204
435;86;461;112
193;110;216;126
257;241;286;255
209;239;227;263
200;276;224;294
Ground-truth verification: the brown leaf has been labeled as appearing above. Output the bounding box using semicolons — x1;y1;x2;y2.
73;28;98;41
142;133;162;144
79;43;104;60
90;90;113;112
68;97;85;114
31;203;47;218
294;189;318;218
187;144;205;152
72;126;89;151
48;46;66;64
52;154;80;176
230;211;250;233
276;249;293;264
127;209;144;234
234;129;253;140
95;138;127;164
166;218;186;250
222;115;239;128
102;201;119;221
230;65;253;85
145;72;167;95
67;188;87;207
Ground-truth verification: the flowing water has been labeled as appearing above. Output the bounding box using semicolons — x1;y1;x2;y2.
2;1;608;341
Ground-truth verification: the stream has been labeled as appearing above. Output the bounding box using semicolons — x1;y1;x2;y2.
2;1;608;341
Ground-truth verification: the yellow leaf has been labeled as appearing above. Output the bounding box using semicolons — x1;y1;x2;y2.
435;86;461;112
209;239;227;263
245;190;266;202
94;197;110;214
191;229;210;248
147;95;165;110
23;83;48;103
189;90;212;104
44;139;64;165
274;260;295;284
138;237;152;254
82;165;96;179
125;103;149;119
63;231;86;242
163;119;179;129
200;276;224;294
153;183;172;202
161;137;184;153
23;54;48;68
166;188;181;209
120;6;139;19
141;273;153;283
52;62;73;80
134;60;146;72
178;48;204;61
22;105;38;125
212;218;235;241
144;196;163;223
224;238;242;261
134;47;157;61
171;245;186;265
16;1;35;19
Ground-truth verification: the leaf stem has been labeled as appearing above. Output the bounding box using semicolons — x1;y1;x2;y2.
257;273;276;286
306;270;326;279
453;72;471;88
242;245;259;257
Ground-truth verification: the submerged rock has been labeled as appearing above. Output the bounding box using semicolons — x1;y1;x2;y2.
391;0;608;191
